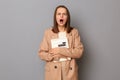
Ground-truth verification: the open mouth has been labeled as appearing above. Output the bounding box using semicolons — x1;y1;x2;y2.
60;19;63;23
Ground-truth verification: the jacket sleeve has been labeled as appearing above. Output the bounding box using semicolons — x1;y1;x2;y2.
59;29;84;59
38;30;53;61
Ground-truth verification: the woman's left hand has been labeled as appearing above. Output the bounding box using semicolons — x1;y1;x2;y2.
49;48;66;58
49;48;60;54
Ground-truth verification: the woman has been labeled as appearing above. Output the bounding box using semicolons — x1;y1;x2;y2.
38;5;84;80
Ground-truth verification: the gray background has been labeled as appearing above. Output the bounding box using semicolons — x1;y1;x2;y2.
0;0;120;80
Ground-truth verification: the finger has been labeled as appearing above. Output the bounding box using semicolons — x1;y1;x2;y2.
49;50;54;54
52;54;59;57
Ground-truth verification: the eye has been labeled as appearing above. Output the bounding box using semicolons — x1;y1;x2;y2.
57;13;61;15
63;13;67;16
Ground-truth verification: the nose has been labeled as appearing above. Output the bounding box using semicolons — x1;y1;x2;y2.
60;14;63;18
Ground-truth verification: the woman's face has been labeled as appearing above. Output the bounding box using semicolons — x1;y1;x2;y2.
56;7;68;27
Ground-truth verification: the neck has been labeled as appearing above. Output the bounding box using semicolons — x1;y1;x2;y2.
58;26;66;32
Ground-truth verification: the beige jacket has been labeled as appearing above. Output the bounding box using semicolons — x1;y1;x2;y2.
38;28;84;80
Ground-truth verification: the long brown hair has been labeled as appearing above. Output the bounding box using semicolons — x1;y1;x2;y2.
52;5;73;33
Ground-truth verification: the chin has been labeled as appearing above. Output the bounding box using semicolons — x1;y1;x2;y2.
58;25;65;27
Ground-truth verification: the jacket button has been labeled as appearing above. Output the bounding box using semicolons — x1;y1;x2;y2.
54;66;57;69
70;67;72;70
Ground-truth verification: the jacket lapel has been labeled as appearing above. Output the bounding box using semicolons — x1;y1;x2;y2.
66;32;73;48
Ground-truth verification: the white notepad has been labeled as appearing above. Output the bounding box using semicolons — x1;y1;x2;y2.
51;38;69;48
